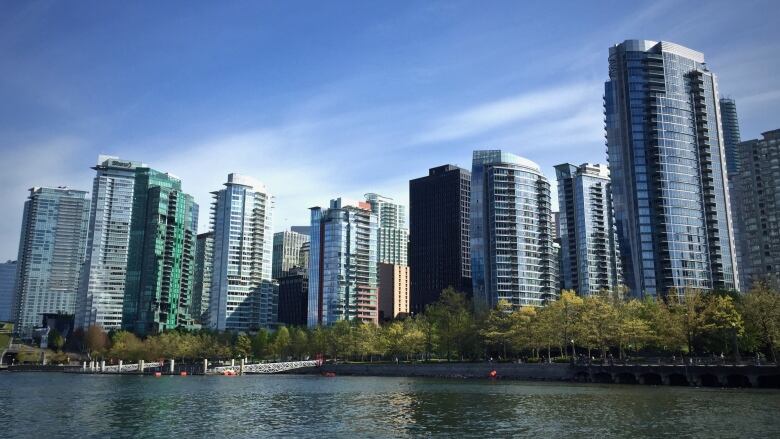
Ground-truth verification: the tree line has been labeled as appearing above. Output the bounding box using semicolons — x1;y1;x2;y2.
67;283;780;364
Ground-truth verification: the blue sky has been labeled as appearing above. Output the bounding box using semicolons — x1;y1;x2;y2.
1;0;779;260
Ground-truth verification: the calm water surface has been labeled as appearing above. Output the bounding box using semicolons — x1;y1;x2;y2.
1;373;779;438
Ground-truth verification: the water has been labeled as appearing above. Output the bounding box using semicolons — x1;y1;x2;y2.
1;373;779;438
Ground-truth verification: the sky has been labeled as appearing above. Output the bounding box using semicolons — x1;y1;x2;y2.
1;0;779;260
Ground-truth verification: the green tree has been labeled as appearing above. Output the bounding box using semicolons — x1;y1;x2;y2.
234;333;252;359
480;300;514;359
425;288;473;361
289;327;310;360
85;325;109;359
273;326;291;360
252;329;270;360
703;294;744;357
615;299;652;358
575;295;618;358
48;328;65;352
508;306;536;355
544;290;583;357
109;331;143;361
740;283;780;362
669;289;711;354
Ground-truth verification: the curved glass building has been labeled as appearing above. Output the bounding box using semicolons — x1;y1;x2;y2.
605;40;739;298
471;150;556;308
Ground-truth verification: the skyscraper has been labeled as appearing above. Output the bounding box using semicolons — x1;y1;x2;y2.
308;198;378;326
720;98;742;175
720;98;746;289
272;230;309;280
0;261;18;323
471;151;556;308
298;241;310;271
409;165;471;314
76;156;146;331
365;193;408;265
122;168;198;336
14;187;90;337
604;40;739;298
209;174;276;331
192;231;214;323
555;163;623;296
277;267;308;327
732;129;780;290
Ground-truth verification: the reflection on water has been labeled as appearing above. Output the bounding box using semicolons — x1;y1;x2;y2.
1;373;779;438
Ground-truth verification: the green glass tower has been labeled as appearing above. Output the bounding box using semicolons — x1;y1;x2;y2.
122;168;199;336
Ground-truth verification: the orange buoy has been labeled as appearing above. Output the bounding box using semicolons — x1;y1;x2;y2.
154;372;162;377
180;371;188;376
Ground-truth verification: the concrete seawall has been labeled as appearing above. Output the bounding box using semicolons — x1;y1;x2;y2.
292;362;572;381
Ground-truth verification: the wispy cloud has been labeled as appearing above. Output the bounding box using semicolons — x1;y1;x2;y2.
413;83;601;144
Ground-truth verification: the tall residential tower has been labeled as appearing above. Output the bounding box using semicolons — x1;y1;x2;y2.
308;198;378;326
14;187;90;336
732;130;780;290
122;168;198;336
208;174;276;331
471;151;556;308
604;40;739;298
76;156;146;331
555;163;622;296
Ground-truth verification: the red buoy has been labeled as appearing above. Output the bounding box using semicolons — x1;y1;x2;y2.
154;372;162;377
180;371;188;376
488;370;498;378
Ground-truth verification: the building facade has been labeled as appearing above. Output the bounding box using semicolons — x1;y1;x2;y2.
14;187;90;337
732;129;780;290
308;198;378;326
720;98;742;176
555;163;623;296
272;230;309;280
471;151;556;308
378;263;410;320
0;261;17;322
604;40;739;298
76;156;146;331
277;267;308;327
122;168;198;336
208;174;277;331
365;193;408;265
192;231;213;323
409;165;471;314
719;98;746;289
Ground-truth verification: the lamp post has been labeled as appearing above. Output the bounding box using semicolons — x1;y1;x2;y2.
571;339;576;359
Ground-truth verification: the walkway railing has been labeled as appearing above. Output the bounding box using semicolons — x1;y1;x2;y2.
210;360;318;374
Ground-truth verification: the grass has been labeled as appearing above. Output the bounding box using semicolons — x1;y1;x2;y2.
0;333;10;350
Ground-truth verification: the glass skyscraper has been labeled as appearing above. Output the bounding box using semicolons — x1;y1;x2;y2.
605;40;739;298
720;98;742;175
471;150;556;308
364;193;408;266
208;174;276;331
0;261;17;323
76;156;146;331
191;231;213;323
308;198;378;326
555;163;622;296
272;230;309;280
14;187;90;337
122;168;199;336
